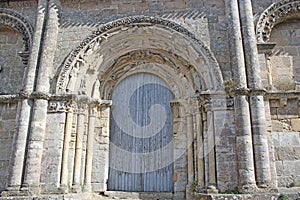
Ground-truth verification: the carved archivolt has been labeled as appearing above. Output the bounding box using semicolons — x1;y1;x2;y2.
0;8;34;51
56;16;223;95
256;0;300;43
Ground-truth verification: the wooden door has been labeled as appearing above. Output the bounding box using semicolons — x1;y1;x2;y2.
108;73;174;192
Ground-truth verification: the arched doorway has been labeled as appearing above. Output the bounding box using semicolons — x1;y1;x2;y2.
108;73;174;192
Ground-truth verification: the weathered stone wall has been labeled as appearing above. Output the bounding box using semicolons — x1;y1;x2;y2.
215;109;237;191
0;103;17;192
0;1;37;26
1;0;300;198
272;132;300;187
270;98;300;187
0;26;24;94
269;20;300;90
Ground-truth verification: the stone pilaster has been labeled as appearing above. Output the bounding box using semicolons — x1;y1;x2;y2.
227;0;257;193
84;105;98;192
94;100;112;192
72;104;87;193
4;0;47;194
238;0;272;189
21;0;60;195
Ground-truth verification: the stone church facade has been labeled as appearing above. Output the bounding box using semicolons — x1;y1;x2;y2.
0;0;299;199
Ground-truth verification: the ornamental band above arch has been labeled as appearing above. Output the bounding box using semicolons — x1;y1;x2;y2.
256;0;300;43
0;8;34;51
55;16;223;94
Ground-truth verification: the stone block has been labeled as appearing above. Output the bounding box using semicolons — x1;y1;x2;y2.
272;120;283;132
164;0;186;10
291;118;300;131
275;146;295;161
270;56;295;90
278;132;299;146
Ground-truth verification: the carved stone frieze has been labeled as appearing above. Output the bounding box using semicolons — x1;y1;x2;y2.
256;0;300;43
56;16;223;93
0;8;34;51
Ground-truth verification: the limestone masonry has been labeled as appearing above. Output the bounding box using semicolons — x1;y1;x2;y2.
0;0;300;199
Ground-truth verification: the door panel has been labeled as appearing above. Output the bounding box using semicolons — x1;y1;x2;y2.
108;73;174;192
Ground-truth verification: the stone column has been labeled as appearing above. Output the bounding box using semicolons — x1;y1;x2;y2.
227;0;257;192
196;103;205;190
204;99;218;193
60;103;74;192
238;0;272;188
84;105;98;192
4;0;47;193
21;0;59;195
186;112;194;187
72;105;86;192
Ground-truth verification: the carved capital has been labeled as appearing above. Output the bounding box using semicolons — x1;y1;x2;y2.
48;101;66;113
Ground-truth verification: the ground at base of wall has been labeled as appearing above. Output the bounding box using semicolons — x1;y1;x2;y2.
0;189;299;200
194;187;300;200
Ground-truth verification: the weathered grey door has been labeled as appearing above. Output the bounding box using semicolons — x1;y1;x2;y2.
108;73;174;192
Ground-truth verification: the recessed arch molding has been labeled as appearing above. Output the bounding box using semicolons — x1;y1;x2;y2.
55;16;224;95
0;8;34;51
256;0;300;43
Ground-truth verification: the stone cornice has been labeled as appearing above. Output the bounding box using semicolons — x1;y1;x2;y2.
256;0;300;43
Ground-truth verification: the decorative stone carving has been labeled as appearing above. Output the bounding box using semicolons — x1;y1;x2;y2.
66;59;80;93
256;0;300;43
56;16;223;93
0;8;34;51
48;101;66;113
92;79;100;99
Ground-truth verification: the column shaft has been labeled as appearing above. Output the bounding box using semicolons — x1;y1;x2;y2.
227;0;257;192
84;107;97;192
22;0;59;194
72;112;85;192
207;110;216;189
187;114;194;186
196;112;204;189
238;0;271;188
60;110;74;191
5;0;46;191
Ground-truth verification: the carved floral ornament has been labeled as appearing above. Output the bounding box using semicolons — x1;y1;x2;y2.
56;16;223;94
256;0;300;43
0;8;34;51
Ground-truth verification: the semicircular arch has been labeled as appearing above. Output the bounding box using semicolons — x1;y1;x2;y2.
55;16;223;97
0;8;34;51
256;0;300;43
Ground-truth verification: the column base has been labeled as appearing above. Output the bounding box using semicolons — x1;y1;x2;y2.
257;182;278;193
1;186;22;197
83;184;92;192
71;184;82;193
206;185;219;194
59;184;69;194
1;185;40;197
238;183;259;194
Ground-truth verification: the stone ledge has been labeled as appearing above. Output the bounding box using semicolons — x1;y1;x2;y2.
193;191;300;200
